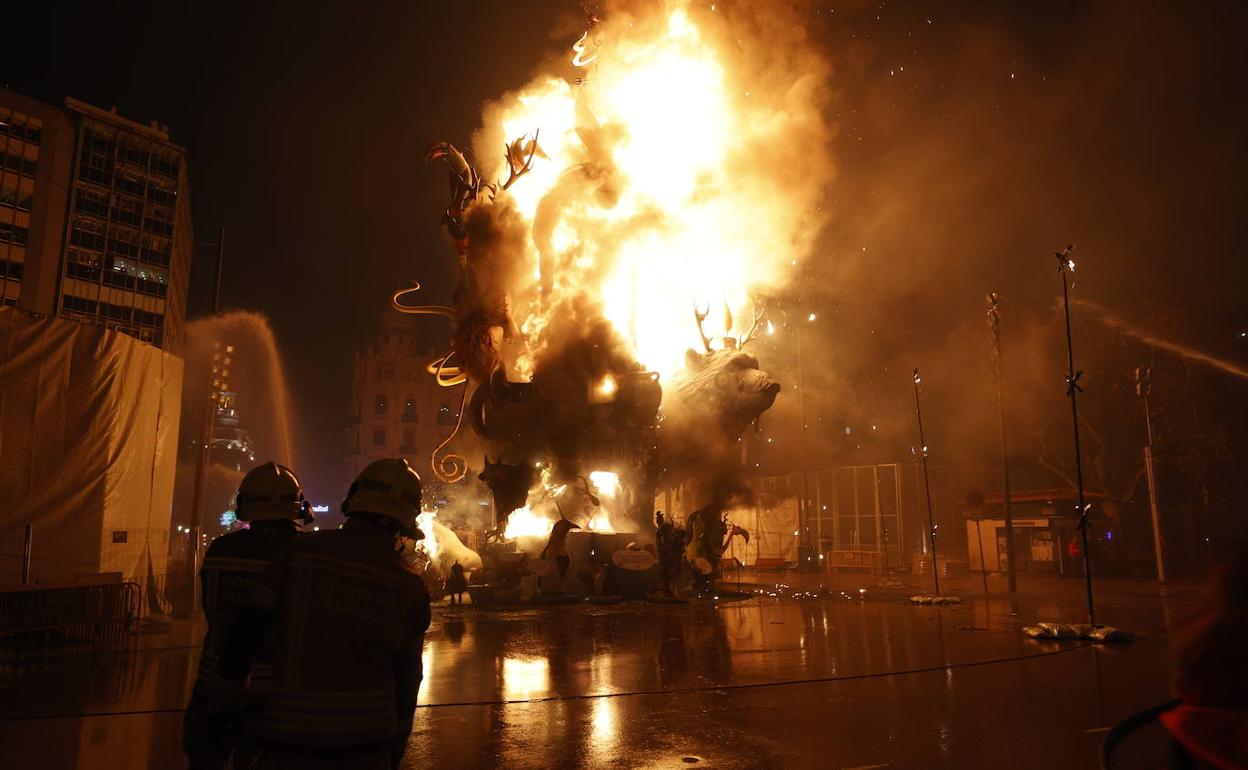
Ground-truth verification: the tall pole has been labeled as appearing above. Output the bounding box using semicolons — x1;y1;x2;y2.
1056;246;1096;626
912;368;940;596
797;314;813;566
1135;365;1166;582
183;229;225;616
986;293;1017;594
21;524;32;585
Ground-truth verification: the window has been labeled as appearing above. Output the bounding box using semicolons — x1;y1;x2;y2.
375;395;388;416
67;262;101;282
402;429;415;451
373;429;386;447
100;302;133;322
75;188;110;219
71;217;106;251
61;294;98;316
112;194;143;227
0;186;33;212
437;402;456;426
381;362;395;380
3;152;37;177
402;397;417;422
0;222;29;246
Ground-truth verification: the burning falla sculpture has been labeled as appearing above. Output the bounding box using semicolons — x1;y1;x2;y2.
393;136;780;534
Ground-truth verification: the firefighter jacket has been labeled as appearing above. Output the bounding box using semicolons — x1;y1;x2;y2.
196;520;301;693
221;519;432;750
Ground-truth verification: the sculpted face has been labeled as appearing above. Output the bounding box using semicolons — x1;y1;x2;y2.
675;348;781;436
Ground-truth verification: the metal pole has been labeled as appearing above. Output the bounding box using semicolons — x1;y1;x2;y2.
183;229;225;617
212;228;225;315
987;293;1017;594
21;524;32;585
912;368;940;596
1135;366;1166;582
1056;246;1096;626
975;515;989;597
798;318;810;556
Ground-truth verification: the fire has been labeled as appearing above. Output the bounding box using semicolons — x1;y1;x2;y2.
588;471;620;498
501;469;623;539
594;374;618;401
416;509;439;559
503;506;554;540
473;1;830;380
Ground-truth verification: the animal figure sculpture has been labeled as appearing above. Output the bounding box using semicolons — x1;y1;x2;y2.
391;135;543;482
478;456;535;530
684;504;750;593
540;518;581;592
391;128;781;536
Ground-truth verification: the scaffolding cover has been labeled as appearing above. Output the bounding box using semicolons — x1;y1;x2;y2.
731;497;799;566
0;308;183;587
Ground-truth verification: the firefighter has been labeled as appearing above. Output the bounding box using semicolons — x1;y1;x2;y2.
212;458;432;770
183;461;312;770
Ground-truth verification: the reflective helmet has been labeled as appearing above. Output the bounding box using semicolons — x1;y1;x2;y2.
236;462;311;523
343;458;423;539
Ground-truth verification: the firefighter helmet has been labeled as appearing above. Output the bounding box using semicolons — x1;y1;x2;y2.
236;462;311;523
342;458;423;539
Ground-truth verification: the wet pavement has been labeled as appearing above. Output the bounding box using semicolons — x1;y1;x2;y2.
0;572;1205;769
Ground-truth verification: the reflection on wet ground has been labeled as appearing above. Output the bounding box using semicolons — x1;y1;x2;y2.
0;575;1202;769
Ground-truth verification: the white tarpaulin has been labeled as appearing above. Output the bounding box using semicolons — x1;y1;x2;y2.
0;308;182;587
729;497;800;566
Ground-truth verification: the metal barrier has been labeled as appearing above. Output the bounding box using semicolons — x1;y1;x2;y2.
0;581;142;658
911;549;969;577
826;550;882;574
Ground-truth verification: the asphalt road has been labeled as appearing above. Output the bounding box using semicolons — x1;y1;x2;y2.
0;574;1201;769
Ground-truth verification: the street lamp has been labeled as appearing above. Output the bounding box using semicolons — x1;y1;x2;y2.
912;368;940;597
986;292;1018;594
1055;246;1097;626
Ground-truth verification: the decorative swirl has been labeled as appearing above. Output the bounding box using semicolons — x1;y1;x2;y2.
427;350;468;387
430;383;472;483
391;282;456;317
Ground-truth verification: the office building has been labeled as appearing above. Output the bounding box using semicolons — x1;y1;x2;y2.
0;88;192;351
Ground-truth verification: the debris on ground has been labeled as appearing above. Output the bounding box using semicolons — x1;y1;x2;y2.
1023;622;1136;643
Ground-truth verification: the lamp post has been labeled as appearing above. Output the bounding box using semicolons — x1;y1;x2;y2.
1055;245;1096;626
986;293;1017;594
912;368;940;597
180;228;225;618
796;312;816;569
1134;364;1166;582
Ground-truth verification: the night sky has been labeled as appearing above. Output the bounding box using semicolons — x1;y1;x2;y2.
8;1;1248;509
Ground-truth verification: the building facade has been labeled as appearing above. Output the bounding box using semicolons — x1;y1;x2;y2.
0;90;74;314
347;311;459;482
0;89;192;351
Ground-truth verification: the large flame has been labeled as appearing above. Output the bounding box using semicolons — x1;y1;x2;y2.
501;469;623;540
473;1;830;379
416;509;439;559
